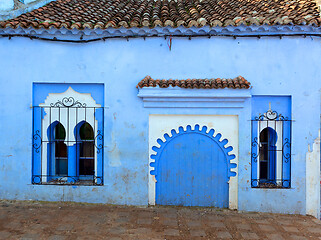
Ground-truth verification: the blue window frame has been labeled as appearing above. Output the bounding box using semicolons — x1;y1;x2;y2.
251;96;291;188
32;84;104;185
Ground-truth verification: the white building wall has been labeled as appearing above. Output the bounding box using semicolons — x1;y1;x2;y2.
306;133;321;218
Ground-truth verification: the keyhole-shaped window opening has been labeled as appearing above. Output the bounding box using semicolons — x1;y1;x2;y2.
259;127;277;181
54;123;68;176
79;122;94;176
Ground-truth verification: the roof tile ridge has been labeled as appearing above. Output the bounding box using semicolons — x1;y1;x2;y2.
314;0;321;17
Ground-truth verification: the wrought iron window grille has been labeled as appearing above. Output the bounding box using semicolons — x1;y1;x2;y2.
251;109;292;188
32;97;104;186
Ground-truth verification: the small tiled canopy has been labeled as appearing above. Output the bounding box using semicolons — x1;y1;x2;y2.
137;76;251;89
0;0;320;29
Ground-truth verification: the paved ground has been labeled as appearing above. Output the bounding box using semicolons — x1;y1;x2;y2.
0;201;320;240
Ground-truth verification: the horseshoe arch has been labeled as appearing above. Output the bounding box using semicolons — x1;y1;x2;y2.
150;124;237;207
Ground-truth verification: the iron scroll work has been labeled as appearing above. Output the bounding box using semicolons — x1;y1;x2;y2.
32;97;104;186
50;97;87;108
251;109;292;188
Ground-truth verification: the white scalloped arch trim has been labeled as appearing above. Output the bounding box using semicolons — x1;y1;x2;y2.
149;114;239;209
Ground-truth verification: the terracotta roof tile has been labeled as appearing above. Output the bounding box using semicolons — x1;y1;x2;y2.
1;0;321;30
137;76;251;89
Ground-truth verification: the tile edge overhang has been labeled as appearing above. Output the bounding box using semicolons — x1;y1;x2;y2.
137;76;251;90
1;24;321;40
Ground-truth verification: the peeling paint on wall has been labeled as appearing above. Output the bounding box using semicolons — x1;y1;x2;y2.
306;130;320;219
108;134;121;167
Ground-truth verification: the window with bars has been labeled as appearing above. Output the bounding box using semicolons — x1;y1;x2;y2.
53;122;68;176
32;93;104;186
251;97;291;188
78;122;95;176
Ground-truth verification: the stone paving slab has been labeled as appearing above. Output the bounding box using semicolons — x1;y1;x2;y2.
0;201;320;239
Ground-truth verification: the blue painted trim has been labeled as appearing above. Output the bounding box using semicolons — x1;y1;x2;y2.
150;124;237;181
32;107;42;182
251;121;259;185
68;145;77;182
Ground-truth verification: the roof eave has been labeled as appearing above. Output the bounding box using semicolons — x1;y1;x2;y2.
1;24;321;41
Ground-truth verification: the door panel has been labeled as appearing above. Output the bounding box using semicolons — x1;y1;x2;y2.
155;129;229;207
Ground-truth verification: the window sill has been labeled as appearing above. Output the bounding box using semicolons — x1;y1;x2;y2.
251;180;291;189
32;175;103;186
252;185;290;189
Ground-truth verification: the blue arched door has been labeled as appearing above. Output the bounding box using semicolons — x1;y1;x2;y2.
150;125;236;207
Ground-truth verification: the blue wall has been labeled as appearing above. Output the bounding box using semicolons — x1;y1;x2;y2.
251;96;291;119
0;34;320;214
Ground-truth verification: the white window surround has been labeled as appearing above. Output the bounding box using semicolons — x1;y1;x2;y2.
257;119;283;184
39;87;100;182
